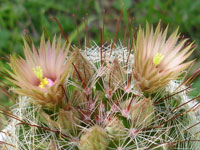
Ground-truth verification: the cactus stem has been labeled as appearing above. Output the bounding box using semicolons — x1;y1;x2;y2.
72;63;83;86
0;141;16;148
127;97;134;112
110;6;123;57
172;94;200;112
100;27;104;66
124;75;132;93
126;29;134;69
72;14;81;48
50;17;69;43
84;13;90;48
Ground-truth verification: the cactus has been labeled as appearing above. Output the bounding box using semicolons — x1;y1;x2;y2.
1;20;200;150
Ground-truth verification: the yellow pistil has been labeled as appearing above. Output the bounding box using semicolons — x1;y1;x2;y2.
153;53;164;66
32;66;49;88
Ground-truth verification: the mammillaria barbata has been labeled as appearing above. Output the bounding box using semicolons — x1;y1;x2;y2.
1;20;200;150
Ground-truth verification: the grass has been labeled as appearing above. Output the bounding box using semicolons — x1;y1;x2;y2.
0;0;200;105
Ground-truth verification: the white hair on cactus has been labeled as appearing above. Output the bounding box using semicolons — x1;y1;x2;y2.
1;96;78;150
83;41;134;71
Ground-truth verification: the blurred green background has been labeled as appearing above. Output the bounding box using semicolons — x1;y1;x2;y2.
0;0;200;107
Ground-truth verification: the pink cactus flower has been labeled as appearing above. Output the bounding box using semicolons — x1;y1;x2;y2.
133;23;195;93
7;35;74;107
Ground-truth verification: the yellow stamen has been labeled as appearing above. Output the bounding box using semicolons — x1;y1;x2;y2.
33;66;49;88
39;78;49;88
32;66;43;80
39;84;44;88
153;53;164;66
41;78;49;85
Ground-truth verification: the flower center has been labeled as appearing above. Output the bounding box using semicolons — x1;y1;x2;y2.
32;66;54;88
153;53;164;66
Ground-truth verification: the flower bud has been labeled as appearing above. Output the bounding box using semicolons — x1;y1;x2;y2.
79;125;109;150
57;108;80;132
71;49;95;86
130;98;154;128
121;98;154;128
105;117;125;139
104;58;126;89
